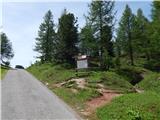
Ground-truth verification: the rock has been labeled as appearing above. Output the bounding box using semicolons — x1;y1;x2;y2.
45;82;49;86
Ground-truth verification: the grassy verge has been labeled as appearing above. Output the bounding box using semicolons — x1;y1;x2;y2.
27;63;76;84
1;67;8;80
97;92;160;120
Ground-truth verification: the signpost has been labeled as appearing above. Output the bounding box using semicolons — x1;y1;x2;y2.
76;54;88;76
77;59;88;69
77;55;88;69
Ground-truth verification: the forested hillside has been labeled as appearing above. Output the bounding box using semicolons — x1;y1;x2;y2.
28;1;160;120
33;1;159;71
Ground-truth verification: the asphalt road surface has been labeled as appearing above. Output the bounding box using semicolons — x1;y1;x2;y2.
2;69;81;120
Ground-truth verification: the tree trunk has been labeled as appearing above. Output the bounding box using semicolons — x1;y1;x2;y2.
99;4;104;69
128;32;134;65
146;51;150;61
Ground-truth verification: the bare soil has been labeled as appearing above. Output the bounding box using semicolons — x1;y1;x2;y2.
81;88;122;116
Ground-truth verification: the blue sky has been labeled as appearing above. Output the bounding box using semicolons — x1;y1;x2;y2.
2;1;152;68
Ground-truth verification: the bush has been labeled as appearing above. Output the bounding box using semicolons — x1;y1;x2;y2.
60;63;74;69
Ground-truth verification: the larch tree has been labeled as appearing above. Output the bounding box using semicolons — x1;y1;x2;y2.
116;5;136;65
87;0;115;70
150;1;160;60
134;8;151;61
79;20;98;57
34;10;56;63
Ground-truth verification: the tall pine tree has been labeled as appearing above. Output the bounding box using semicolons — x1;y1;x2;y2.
87;1;115;69
56;9;78;65
34;10;56;63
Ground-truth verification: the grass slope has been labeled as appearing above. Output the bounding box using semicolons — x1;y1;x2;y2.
137;72;160;93
97;70;160;120
97;92;160;120
27;63;133;93
87;71;133;92
27;62;160;120
28;63;76;84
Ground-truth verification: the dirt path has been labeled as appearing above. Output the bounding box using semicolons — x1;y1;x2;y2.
53;78;122;116
82;89;122;116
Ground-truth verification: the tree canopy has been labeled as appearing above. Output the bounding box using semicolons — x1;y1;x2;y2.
34;10;56;63
0;32;14;65
116;5;136;65
56;9;78;65
34;1;160;71
84;1;115;70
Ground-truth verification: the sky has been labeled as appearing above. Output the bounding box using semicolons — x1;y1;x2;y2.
1;0;152;68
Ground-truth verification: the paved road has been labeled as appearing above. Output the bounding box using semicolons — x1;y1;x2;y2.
2;69;81;120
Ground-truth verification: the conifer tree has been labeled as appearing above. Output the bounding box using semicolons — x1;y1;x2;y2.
116;5;136;65
56;9;78;65
0;32;14;65
134;9;150;61
87;1;115;69
79;21;98;57
150;1;160;60
34;10;56;62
